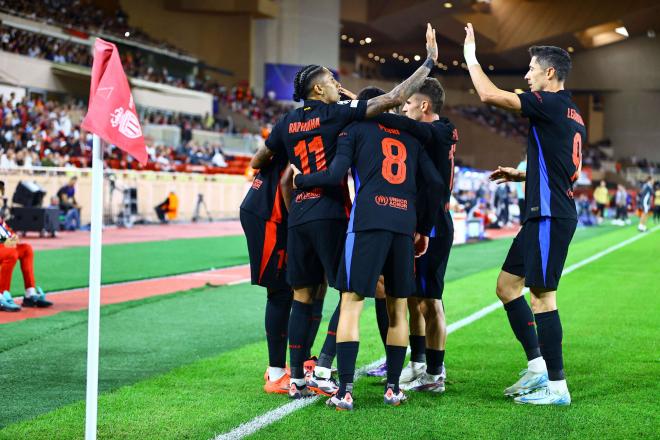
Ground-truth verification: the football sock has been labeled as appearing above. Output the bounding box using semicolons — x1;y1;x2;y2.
338;382;354;399
288;300;313;379
305;297;324;359
265;288;292;368
25;287;37;297
375;298;389;347
547;379;568;394
337;341;359;398
504;296;542;361
385;345;407;393
535;310;565;381
317;301;340;369
409;335;426;363
267;366;286;381
426;348;445;376
527;356;547;373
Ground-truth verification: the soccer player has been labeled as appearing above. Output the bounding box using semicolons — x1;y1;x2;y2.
291;86;444;410
638;176;654;232
463;23;586;405
251;23;439;399
240;152;295;394
374;78;458;393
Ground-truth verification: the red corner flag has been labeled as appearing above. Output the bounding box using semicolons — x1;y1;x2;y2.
81;38;147;165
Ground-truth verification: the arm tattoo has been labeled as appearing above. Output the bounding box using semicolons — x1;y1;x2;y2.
365;58;433;118
250;146;274;169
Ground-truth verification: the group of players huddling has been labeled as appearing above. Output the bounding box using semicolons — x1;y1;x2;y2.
240;22;584;410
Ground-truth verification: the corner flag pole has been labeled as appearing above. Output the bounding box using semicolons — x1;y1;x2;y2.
84;133;104;440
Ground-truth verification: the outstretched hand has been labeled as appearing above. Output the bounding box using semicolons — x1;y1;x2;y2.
425;23;438;63
464;22;475;46
290;163;302;189
490;166;524;184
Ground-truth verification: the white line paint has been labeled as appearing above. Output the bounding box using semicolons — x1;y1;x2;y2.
212;226;658;440
227;278;253;286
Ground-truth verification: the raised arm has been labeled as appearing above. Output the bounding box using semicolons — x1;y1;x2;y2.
364;23;438;118
373;113;434;145
463;23;521;111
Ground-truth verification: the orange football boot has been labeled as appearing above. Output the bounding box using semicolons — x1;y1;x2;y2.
264;371;291;394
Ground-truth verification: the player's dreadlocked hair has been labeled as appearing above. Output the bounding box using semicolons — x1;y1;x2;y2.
293;64;325;102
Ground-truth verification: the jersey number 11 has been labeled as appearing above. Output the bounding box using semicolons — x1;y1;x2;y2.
294;136;327;174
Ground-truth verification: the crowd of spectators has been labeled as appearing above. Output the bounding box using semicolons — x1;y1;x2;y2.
0;24;92;65
0;23;291;130
0;94;241;172
208;84;293;127
0;0;186;55
450;104;528;142
0;93;85;170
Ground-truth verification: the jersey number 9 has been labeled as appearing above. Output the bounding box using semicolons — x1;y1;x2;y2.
571;132;582;183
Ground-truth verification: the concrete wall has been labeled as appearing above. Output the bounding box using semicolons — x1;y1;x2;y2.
251;0;341;95
602;91;660;161
0;52;213;115
118;0;253;85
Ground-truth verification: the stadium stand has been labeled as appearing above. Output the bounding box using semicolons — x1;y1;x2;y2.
0;0;187;54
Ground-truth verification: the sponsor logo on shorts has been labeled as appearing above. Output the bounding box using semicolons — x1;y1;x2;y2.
251;178;263;190
374;195;408;210
295;188;322;202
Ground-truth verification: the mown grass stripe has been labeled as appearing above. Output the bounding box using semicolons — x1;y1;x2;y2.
213;226;658;439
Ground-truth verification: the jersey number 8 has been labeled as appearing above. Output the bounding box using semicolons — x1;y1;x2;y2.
381;137;407;184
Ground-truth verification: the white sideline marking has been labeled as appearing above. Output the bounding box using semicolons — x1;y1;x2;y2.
228;278;252;286
212;226;658;440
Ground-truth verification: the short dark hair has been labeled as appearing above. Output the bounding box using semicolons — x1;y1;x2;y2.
417;77;445;113
528;46;572;82
293;65;326;102
357;86;385;101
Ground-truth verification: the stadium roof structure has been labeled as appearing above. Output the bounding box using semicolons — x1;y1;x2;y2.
340;0;660;75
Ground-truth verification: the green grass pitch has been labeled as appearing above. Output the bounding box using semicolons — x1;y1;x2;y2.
0;225;657;439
